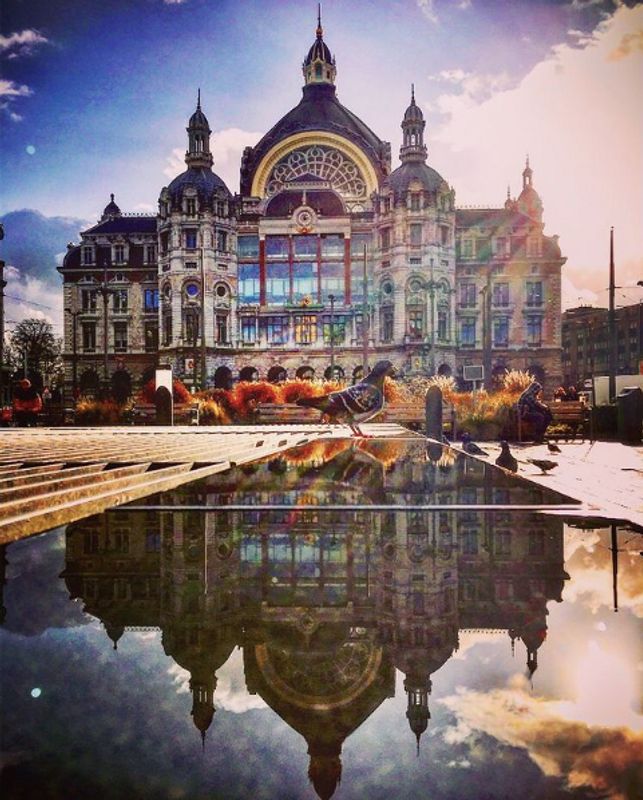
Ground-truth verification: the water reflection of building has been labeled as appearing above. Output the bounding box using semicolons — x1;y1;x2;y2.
61;443;568;799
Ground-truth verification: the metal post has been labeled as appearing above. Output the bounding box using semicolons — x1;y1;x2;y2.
429;259;436;375
610;523;618;613
608;227;616;402
200;245;206;390
482;266;492;391
362;244;369;373
101;263;110;396
65;308;81;398
328;293;336;378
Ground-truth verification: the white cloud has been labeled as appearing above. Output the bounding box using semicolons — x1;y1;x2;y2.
417;0;439;25
456;0;472;9
431;5;643;285
4;264;63;337
133;202;155;212
0;80;32;98
429;69;512;102
214;648;267;713
0;29;49;59
164;0;189;4
163;127;263;193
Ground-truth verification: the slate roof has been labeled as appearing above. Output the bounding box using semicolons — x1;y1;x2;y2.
386;161;446;196
84;217;158;235
240;83;387;195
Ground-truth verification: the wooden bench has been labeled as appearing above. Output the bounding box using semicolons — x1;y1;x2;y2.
256;401;456;435
514;400;590;442
128;401;200;426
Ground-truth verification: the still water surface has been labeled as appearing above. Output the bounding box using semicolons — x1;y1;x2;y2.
1;439;641;799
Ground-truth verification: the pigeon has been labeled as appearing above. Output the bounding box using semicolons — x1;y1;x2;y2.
495;440;518;472
461;431;489;456
295;360;395;436
547;442;562;454
527;458;558;474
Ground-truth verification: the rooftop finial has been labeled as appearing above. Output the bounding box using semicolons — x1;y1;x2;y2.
317;3;323;37
197;88;201;110
411;83;415;103
110;193;114;202
526;153;530;169
507;185;510;200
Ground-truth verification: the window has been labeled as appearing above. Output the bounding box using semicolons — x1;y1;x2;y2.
526;281;543;307
144;321;158;352
184;283;199;299
144;288;159;312
266;262;289;305
460;318;476;346
381;307;394;342
320;261;344;304
323;319;345;345
294;235;317;257
264;316;288;344
185;261;197;270
238;236;260;258
238;263;260;304
440;226;450;246
113;289;128;313
408;308;424;340
494;237;507;257
321;234;343;257
410;194;420;212
380;228;391;251
113;244;125;263
294;315;317;344
216;201;226;217
266;236;289;258
410;257;421;266
241;317;256;343
410;223;422;246
437;309;448;341
527;236;540;256
350;233;371;257
526;315;542;346
160;231;169;255
461;239;473;258
184;229;197;249
82;247;93;265
462;531;478;555
114;322;128;353
494;531;511;556
146;245;156;264
293;260;318;304
162;313;172;346
460;282;477;307
216;230;228;252
382;197;391;214
215;314;228;344
186;198;196;216
492;282;509;307
493;316;509;347
184;309;200;342
81;289;97;313
528;532;545;556
82;322;96;352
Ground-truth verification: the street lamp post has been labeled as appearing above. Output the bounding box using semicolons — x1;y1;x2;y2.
98;264;115;397
608;227;616;401
362;244;369;374
65;308;82;399
328;293;336;378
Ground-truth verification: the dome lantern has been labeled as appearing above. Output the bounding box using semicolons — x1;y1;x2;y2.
302;5;336;87
400;85;428;164
101;193;122;221
185;89;214;169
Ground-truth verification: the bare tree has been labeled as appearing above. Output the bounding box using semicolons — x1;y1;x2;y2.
10;318;60;384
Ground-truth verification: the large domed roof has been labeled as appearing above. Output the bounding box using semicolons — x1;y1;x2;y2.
240;83;387;195
167;167;231;204
387;161;446;197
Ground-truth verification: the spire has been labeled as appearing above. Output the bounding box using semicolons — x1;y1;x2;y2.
303;7;336;86
185;93;213;169
522;154;533;188
400;86;427;163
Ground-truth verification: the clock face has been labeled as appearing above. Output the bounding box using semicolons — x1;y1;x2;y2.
295;207;315;231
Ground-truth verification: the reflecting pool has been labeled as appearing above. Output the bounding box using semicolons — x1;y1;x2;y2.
1;439;641;799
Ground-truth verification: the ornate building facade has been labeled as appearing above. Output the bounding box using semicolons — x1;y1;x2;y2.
60;17;565;397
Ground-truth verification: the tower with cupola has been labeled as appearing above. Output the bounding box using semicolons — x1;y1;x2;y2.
157;94;236;387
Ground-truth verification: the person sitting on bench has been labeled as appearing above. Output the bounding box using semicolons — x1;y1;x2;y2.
518;381;553;443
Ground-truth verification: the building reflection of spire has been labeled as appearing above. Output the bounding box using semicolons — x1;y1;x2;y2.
61;439;569;793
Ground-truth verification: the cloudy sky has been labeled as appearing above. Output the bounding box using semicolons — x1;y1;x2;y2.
1;0;641;330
